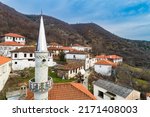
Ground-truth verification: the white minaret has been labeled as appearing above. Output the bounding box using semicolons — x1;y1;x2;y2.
29;15;53;100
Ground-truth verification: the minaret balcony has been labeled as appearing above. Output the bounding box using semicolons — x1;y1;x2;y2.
29;77;53;93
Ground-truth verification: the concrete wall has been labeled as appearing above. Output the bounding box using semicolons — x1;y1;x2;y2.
93;85;125;100
0;61;11;91
11;52;56;70
94;64;112;76
4;36;25;45
0;46;23;57
65;53;88;60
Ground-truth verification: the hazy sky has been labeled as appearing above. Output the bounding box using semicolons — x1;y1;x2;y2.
1;0;150;41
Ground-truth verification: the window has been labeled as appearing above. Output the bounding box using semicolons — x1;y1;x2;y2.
14;54;17;58
24;53;27;57
111;97;115;100
98;91;104;98
73;55;76;59
15;62;17;64
30;53;33;57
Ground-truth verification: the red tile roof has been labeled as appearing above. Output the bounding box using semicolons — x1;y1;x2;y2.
57;62;84;71
60;47;75;51
0;56;11;65
0;41;24;46
11;47;35;53
4;33;25;38
48;47;63;51
95;55;107;59
106;55;122;59
26;83;96;100
95;60;117;67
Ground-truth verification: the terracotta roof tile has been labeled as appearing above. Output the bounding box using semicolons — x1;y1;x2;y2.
0;56;11;65
26;83;96;100
4;33;25;38
60;47;75;51
48;47;63;51
11;47;35;53
0;41;24;46
95;60;117;67
95;55;107;59
57;62;84;71
106;55;122;59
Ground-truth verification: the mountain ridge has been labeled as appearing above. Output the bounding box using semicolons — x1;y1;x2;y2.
0;2;150;68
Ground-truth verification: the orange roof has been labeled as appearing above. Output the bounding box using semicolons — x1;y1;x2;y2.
26;83;96;100
60;47;75;51
95;55;107;59
4;33;25;38
106;55;122;59
0;56;11;65
95;60;117;67
0;41;24;46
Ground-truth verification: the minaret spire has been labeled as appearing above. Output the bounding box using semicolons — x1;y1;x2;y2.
29;13;53;100
36;15;47;52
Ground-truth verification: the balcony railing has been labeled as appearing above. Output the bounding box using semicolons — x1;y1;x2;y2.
29;77;53;93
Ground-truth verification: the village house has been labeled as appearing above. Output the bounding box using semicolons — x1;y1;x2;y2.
60;46;76;53
95;55;107;62
48;42;63;48
71;44;92;52
56;62;85;79
0;41;24;57
65;51;90;60
0;56;12;91
94;60;117;76
11;47;56;70
0;33;26;45
95;54;123;64
106;55;123;63
93;79;140;100
48;47;63;56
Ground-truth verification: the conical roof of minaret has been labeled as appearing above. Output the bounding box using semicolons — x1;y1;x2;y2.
36;15;48;52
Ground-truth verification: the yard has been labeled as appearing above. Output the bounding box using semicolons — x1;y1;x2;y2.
0;67;75;100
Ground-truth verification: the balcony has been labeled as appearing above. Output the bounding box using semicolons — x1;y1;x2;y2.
29;77;53;93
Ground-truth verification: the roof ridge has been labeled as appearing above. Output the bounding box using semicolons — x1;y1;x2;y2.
71;83;96;100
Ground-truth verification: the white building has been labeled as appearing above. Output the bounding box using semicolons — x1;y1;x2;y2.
0;56;11;91
65;51;90;60
48;42;62;48
106;55;123;63
1;33;26;45
57;62;85;79
94;60;116;76
93;79;141;100
71;44;92;52
11;47;56;70
0;41;24;57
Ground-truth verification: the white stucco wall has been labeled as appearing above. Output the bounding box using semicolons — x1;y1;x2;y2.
67;66;85;78
113;58;123;63
0;46;23;57
65;53;88;60
0;61;11;91
4;36;25;45
94;64;112;76
11;52;56;70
